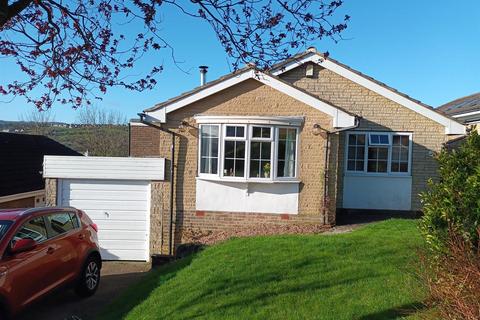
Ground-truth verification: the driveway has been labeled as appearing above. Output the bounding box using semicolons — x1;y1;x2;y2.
16;261;151;320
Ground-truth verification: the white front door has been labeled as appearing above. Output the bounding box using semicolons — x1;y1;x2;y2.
58;179;150;261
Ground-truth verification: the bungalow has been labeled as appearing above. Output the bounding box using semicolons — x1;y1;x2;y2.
44;48;465;260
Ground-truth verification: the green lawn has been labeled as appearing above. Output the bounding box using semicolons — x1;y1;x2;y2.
98;219;427;320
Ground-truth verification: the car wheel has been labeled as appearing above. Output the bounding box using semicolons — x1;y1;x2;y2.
75;255;101;297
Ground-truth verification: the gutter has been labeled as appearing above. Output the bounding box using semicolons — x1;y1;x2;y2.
138;113;176;257
318;117;360;225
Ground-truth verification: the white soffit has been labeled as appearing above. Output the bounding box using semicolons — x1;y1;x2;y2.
271;53;466;135
145;69;355;128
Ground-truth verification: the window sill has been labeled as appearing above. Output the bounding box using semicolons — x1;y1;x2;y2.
196;176;301;184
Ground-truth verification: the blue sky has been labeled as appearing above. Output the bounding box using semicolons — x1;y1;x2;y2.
0;0;479;123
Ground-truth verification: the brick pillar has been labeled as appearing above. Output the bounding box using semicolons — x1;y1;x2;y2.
45;178;57;206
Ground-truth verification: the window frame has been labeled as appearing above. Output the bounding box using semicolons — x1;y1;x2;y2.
221;124;248;179
345;131;412;177
198;124;220;178
248;126;274;180
197;123;300;182
274;126;299;180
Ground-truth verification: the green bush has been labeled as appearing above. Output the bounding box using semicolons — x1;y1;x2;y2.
420;130;480;252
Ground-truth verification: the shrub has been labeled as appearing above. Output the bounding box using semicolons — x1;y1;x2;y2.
419;229;480;320
420;131;480;252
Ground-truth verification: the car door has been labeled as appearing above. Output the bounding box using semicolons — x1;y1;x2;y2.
43;212;81;283
2;215;58;308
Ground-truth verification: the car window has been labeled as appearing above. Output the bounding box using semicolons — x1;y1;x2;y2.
46;213;77;237
0;221;12;241
13;217;48;243
69;213;80;229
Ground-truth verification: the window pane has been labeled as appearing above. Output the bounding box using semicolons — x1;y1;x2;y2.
262;127;271;138
378;148;388;160
277;128;297;177
379;135;389;144
399;162;408;172
367;161;376;172
393;135;401;145
235;141;245;158
224;159;234;176
224;141;235;158
355;161;364;171
252;127;262;138
348;146;356;160
224;140;245;177
235;160;244;177
13;217;48;242
260;161;271;178
356;147;365;159
236;126;245;137
200;125;219;174
377;161;387;172
348;134;356;145
261;142;271;159
391;162;399;172
401;136;409;146
226;126;236;137
347;160;355;171
251;142;260;158
250;160;261;178
252;126;271;139
357;134;365;145
392;147;400;161
47;213;76;237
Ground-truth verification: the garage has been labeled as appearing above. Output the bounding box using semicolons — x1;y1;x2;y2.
43;156;165;261
58;179;150;261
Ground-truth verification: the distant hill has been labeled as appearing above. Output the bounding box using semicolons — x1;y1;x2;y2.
0;120;129;157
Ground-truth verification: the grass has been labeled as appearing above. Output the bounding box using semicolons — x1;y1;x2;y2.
98;219;426;320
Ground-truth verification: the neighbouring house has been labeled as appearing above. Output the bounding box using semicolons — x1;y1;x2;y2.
43;48;465;261
0;133;81;209
438;92;480;128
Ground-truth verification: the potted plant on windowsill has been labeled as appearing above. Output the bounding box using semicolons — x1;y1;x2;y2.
263;163;271;178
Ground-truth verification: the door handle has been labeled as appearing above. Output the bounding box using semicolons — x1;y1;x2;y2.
46;247;55;254
0;267;7;277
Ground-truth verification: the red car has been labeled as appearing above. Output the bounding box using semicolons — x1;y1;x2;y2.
0;207;101;318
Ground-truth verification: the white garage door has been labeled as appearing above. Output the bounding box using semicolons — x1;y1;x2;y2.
58;179;150;261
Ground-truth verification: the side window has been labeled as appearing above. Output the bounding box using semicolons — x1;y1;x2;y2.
13;217;48;243
46;213;77;237
69;213;80;229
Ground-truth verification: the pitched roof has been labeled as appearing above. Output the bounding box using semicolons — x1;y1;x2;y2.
144;49;465;134
0;133;81;197
438;92;480;116
270;50;464;134
144;68;356;128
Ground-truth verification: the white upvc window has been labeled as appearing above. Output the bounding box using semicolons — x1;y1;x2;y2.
249;126;273;179
199;125;220;175
346;131;412;176
223;125;247;178
197;119;300;182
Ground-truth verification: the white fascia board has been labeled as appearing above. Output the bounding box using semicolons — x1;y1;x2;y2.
194;115;305;126
272;53;466;135
452;110;480;118
145;69;355;128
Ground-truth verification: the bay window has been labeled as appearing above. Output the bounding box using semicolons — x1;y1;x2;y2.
198;122;299;181
346;132;412;175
